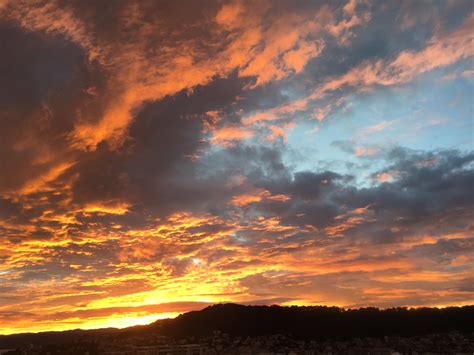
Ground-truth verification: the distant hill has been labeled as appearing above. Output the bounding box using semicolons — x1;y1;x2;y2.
1;304;473;348
0;328;119;349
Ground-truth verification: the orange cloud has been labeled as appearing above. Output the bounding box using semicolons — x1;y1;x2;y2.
240;13;473;126
230;188;290;207
18;161;75;195
321;14;474;91
2;0;334;152
210;126;255;147
266;122;296;143
82;202;131;216
231;190;266;206
215;1;244;28
355;146;379;157
238;20;324;87
375;171;399;183
217;1;330;88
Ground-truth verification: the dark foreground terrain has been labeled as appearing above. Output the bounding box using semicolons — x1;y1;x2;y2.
1;304;473;354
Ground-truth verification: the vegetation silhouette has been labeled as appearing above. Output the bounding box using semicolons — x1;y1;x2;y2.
153;304;474;339
1;304;473;348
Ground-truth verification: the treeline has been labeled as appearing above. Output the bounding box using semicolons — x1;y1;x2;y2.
154;303;474;339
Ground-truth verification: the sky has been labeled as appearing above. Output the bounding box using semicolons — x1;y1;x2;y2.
0;0;473;335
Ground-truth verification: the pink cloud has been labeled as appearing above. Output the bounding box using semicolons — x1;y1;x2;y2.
265;122;296;143
321;13;474;91
375;171;399;183
210;126;255;147
355;146;379;157
238;13;473;130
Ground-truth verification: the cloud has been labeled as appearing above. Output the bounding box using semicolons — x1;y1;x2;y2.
210;126;255;147
230;188;290;207
320;13;474;91
250;148;474;249
0;0;473;334
360;120;395;135
355;146;380;157
327;0;372;44
1;146;473;332
1;0;335;151
236;12;473;128
0;20;94;196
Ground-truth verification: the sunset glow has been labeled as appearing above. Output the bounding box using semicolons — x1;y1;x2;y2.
0;0;473;335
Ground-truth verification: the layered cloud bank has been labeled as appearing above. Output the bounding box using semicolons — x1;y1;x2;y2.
0;0;473;334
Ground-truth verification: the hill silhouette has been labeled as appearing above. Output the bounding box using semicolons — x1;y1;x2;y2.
1;304;473;348
154;303;474;339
